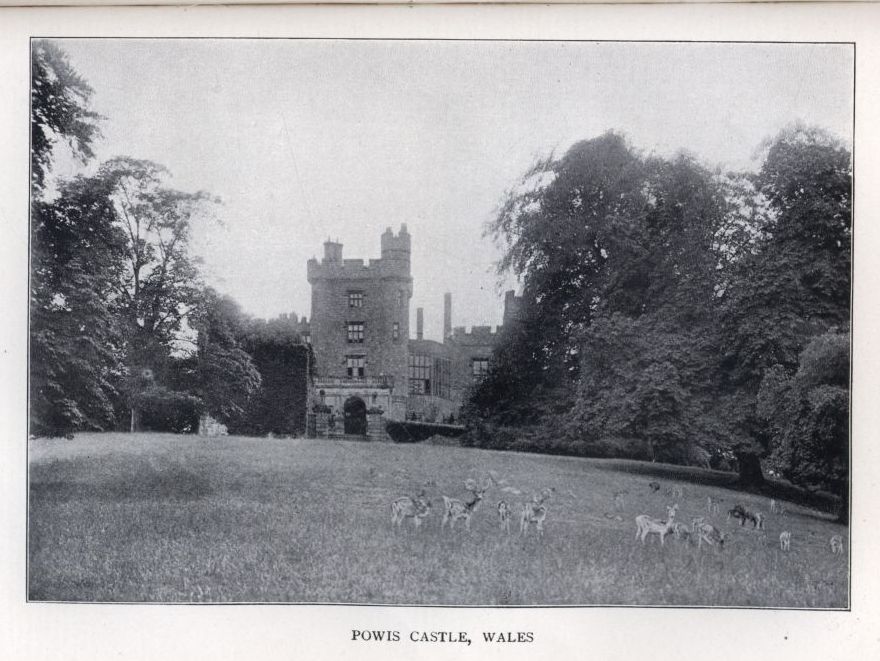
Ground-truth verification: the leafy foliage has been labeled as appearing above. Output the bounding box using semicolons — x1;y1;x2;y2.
230;315;313;436
759;330;849;517
30;176;127;435
31;40;102;195
473;126;850;494
190;290;262;427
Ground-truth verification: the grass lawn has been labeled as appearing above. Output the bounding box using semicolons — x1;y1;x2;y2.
28;432;848;607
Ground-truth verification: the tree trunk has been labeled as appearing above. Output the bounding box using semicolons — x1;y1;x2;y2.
130;406;141;432
736;452;765;487
835;487;849;524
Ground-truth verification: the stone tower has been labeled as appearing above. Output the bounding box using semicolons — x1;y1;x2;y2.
307;225;412;423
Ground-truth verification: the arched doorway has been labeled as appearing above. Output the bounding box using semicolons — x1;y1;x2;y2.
343;396;367;436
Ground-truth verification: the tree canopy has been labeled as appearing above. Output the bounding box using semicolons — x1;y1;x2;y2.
472;127;850;494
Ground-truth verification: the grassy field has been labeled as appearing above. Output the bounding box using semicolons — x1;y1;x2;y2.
28;433;848;607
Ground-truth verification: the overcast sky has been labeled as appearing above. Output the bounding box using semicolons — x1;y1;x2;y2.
49;39;853;342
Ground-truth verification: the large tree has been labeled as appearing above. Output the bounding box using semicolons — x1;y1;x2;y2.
477;134;732;461
30;41;117;436
189;289;262;429
758;330;849;519
30;175;127;435
232;315;313;436
31;39;102;196
92;157;217;430
717;125;851;484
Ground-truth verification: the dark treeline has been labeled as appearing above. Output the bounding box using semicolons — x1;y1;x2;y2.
464;130;850;518
30;41;312;438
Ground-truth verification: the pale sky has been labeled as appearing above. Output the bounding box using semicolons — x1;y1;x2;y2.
48;39;853;342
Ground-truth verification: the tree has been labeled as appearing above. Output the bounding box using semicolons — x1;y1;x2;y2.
190;289;262;428
30;175;128;435
478;134;733;465
758;330;849;520
30;41;117;436
31;39;102;196
233;315;313;436
717;125;851;484
92;157;217;430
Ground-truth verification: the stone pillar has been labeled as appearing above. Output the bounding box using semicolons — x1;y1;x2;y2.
314;407;330;438
366;409;389;442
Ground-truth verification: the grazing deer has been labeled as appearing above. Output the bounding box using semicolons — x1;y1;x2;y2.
648;482;661;493
830;534;844;555
520;488;555;537
728;504;760;528
692;517;725;550
779;531;791;551
635;504;679;546
391;490;432;529
671;521;692;542
497;500;513;534
442;477;491;531
665;484;684;499
754;512;765;530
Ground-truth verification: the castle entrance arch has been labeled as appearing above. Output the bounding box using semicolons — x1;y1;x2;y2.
343;396;367;436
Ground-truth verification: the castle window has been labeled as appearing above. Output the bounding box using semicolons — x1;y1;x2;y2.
472;358;490;379
408;354;431;394
347;322;364;343
348;291;364;308
346;355;366;378
433;357;451;399
392;322;400;341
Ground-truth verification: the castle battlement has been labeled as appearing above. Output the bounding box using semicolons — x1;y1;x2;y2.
450;325;503;342
307;225;412;283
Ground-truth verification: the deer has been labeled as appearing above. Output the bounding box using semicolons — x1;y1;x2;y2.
441;477;491;531
634;504;679;546
728;504;761;528
391;490;432;529
671;520;693;542
497;500;513;534
830;534;844;555
706;496;721;515
692;516;725;550
665;484;685;499
754;512;765;530
769;498;780;514
520;487;555;537
779;531;792;551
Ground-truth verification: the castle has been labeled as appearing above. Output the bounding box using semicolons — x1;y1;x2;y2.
302;224;519;439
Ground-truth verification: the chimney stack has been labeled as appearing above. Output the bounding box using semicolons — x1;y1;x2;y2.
416;307;424;340
443;293;452;342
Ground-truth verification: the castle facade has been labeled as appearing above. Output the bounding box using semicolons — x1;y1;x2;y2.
303;225;519;438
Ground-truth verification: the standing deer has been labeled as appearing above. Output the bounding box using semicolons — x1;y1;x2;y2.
706;496;721;515
390;490;432;529
441;477;491;531
830;534;844;555
497;500;513;534
779;531;792;551
635;504;679;546
520;488;555;537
